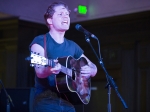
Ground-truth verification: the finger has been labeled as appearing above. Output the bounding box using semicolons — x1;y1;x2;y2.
53;71;60;74
54;63;61;68
81;65;89;69
51;67;59;71
53;59;58;63
80;73;90;79
80;69;91;73
51;68;60;74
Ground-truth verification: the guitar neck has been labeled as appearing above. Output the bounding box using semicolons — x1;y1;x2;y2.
61;66;72;77
47;59;72;77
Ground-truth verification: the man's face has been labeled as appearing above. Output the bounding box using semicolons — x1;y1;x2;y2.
50;5;70;32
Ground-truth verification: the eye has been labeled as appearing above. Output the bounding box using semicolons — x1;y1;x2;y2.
57;12;63;16
58;13;62;15
65;13;70;16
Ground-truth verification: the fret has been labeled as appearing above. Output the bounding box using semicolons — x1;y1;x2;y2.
47;59;55;67
61;66;72;77
47;58;72;77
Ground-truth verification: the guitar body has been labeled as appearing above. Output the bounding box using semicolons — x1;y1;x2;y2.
55;56;91;105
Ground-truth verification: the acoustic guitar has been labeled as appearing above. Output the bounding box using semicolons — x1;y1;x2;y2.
26;52;91;105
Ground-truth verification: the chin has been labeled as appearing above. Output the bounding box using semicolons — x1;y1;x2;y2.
64;27;69;30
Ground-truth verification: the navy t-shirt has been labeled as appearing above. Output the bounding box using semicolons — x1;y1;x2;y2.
30;32;83;95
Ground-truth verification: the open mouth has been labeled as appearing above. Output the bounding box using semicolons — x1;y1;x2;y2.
62;21;68;24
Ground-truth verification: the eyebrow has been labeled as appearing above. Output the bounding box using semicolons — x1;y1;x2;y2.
56;10;70;13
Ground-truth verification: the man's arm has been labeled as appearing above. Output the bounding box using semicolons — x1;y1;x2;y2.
31;44;52;78
31;44;61;78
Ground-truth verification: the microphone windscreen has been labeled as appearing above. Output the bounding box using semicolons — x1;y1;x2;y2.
75;24;81;30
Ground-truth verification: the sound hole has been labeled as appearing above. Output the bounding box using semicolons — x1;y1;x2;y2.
72;69;76;80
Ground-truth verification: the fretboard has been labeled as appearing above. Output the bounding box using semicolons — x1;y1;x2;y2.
60;66;72;77
47;59;72;77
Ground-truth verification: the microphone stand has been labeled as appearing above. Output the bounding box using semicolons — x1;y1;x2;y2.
84;35;128;112
0;80;14;112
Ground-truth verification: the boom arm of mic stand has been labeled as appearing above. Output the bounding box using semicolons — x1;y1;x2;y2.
84;35;128;109
85;35;100;61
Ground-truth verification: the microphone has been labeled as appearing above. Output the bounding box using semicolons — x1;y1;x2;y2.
75;24;97;39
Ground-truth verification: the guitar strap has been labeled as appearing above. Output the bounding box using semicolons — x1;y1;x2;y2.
44;34;47;58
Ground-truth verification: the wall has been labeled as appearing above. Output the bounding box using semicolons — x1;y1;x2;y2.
0;0;150;24
0;18;18;87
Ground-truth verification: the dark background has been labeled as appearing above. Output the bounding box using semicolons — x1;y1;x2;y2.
0;10;150;112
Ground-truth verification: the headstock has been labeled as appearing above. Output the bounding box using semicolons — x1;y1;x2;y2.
25;52;47;67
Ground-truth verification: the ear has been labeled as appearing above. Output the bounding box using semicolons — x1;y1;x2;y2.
47;18;52;24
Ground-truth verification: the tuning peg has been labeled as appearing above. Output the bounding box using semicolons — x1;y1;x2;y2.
30;64;35;67
25;57;33;60
37;64;40;68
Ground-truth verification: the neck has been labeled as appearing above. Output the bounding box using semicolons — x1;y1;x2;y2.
49;30;65;44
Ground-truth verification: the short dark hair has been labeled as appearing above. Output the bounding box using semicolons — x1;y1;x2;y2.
44;1;71;29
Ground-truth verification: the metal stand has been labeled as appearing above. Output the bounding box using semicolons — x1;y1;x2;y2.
107;85;111;112
84;35;128;111
0;80;14;112
7;99;10;112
